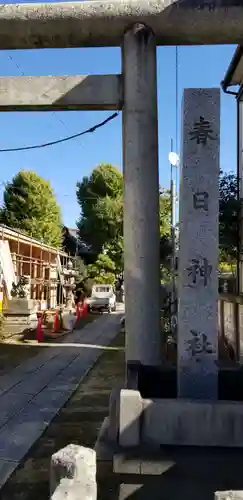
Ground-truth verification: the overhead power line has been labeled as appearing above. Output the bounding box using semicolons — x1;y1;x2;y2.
0;113;119;153
6;52;113;153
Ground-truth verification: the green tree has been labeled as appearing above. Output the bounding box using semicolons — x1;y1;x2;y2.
104;236;124;273
159;189;172;267
158;172;240;267
77;164;123;257
219;170;239;261
77;165;173;275
159;189;171;237
0;170;62;247
86;253;116;285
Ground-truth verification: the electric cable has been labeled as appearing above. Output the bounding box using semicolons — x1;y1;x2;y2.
0;113;119;152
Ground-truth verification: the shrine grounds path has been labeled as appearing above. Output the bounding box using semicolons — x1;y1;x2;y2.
0;313;95;375
0;308;124;496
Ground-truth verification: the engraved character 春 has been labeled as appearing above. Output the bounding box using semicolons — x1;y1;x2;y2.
189;116;216;145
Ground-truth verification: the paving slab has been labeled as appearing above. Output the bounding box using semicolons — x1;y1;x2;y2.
45;355;96;393
0;393;75;462
0;460;18;487
32;387;72;405
0;310;123;487
0;406;48;461
13;352;79;395
0;391;33;428
0;349;60;395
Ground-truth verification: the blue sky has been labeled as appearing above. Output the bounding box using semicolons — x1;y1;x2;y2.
0;1;238;227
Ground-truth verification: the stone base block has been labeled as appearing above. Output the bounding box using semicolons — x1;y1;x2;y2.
4;298;37;315
95;417;243;500
100;390;243;450
96;393;243;499
142;398;243;447
119;389;143;447
95;416;122;481
113;450;174;475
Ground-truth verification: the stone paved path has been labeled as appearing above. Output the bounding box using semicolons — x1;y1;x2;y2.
0;310;123;489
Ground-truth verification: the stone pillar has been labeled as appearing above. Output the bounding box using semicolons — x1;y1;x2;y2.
41;264;45;301
238;98;243;296
33;260;37;299
178;88;220;400
122;24;161;376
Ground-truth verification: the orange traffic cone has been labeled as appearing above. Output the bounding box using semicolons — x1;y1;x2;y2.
53;311;59;333
76;303;81;321
81;301;88;317
36;314;44;343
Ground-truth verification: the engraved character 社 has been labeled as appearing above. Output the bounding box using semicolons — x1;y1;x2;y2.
185;330;214;361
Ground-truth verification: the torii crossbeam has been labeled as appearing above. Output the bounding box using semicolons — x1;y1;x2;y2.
0;0;243;49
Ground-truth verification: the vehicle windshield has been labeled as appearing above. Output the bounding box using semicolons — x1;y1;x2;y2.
94;286;111;293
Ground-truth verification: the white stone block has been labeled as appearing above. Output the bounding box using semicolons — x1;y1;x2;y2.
50;444;96;498
119;389;143;447
215;492;243;500
51;477;96;500
178;88;220;399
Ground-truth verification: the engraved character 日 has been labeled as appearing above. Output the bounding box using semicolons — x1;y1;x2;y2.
187;257;212;287
193;191;209;211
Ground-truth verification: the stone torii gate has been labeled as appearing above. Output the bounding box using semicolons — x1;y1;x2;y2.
1;0;243;462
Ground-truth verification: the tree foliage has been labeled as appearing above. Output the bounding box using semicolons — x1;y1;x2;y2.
219;170;239;261
77;164;172;276
0;170;62;248
158;171;239;265
160;234;173;267
104;236;124;273
159;189;171;237
86;253;116;285
159;189;172;266
77;164;123;266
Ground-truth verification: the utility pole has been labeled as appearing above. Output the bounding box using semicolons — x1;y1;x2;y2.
169;140;178;333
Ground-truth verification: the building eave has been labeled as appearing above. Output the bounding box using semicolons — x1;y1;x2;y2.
221;45;243;94
0;224;67;256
